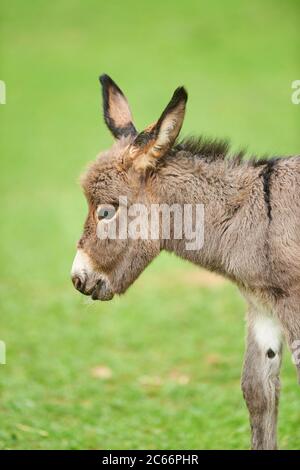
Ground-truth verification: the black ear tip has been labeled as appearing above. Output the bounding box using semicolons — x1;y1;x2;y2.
174;86;188;102
99;74;113;86
99;74;125;97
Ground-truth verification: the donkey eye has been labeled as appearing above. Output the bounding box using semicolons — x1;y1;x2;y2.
97;204;117;221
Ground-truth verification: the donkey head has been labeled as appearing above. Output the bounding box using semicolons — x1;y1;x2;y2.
71;75;187;300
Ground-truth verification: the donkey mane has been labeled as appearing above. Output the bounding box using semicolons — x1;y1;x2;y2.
175;135;232;161
175;135;274;167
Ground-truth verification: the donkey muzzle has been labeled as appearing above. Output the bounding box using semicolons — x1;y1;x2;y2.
91;278;114;301
71;248;114;301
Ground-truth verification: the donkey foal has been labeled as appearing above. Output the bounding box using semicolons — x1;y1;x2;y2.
71;74;300;449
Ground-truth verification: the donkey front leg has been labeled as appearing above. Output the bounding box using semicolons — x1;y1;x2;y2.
275;295;300;383
241;310;282;450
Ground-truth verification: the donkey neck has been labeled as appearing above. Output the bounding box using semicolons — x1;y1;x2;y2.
153;149;265;279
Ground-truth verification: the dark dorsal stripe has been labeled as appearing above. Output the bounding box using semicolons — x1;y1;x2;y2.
258;158;278;221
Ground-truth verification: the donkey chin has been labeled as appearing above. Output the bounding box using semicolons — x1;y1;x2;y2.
71;249;114;301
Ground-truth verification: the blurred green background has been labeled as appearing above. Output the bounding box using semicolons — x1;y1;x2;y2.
0;0;299;450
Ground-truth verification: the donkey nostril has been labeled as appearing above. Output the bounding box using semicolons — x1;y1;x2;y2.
72;275;84;292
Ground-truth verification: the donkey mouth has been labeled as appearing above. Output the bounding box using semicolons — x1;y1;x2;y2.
90;279;114;301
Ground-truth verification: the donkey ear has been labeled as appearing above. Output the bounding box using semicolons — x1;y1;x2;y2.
129;86;188;171
99;74;137;139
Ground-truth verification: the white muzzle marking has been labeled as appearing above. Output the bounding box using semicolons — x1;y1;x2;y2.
71;248;94;279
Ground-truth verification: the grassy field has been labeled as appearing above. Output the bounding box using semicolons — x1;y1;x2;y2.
0;0;299;449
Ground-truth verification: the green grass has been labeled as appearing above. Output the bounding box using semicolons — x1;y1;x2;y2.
0;0;299;449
